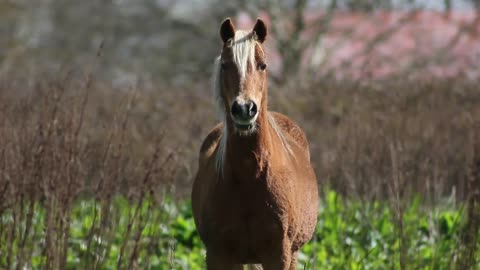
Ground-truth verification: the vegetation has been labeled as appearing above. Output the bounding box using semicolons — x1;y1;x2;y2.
0;74;479;269
1;190;478;269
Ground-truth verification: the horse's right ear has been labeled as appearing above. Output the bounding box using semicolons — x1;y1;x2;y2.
220;18;236;44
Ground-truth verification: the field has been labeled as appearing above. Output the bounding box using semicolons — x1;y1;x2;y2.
0;191;473;269
0;73;480;269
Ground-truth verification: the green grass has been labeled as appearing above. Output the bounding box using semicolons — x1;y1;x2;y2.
0;191;477;269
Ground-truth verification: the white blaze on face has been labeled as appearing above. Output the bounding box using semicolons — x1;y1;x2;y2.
232;30;256;82
231;30;261;124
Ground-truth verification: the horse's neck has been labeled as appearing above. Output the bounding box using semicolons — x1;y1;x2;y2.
226;110;273;178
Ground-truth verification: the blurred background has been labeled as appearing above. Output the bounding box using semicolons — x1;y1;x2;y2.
1;0;480;83
1;0;480;200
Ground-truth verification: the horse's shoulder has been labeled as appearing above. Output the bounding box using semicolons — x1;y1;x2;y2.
199;122;224;160
270;111;310;150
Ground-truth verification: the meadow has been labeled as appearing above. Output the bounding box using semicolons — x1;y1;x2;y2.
0;191;472;269
0;72;479;269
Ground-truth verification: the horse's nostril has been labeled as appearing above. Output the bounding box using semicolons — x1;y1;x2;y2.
231;101;243;118
249;102;257;116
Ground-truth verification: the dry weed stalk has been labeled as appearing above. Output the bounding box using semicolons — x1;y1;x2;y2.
456;123;480;269
0;72;178;269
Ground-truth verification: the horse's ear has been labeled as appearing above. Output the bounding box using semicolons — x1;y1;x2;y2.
220;18;236;44
253;18;267;43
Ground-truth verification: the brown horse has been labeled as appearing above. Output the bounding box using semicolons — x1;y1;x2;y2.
191;18;319;270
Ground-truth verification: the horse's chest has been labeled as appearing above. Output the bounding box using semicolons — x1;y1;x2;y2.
213;180;279;222
205;179;285;260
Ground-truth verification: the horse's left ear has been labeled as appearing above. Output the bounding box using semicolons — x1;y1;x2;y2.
253;19;267;43
220;18;236;44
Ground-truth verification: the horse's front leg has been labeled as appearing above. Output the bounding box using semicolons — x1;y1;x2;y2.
261;252;293;270
261;242;295;270
206;249;243;270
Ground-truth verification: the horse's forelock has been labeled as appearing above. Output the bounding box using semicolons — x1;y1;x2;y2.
231;30;256;80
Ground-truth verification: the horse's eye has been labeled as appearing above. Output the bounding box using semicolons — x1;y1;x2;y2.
258;62;267;71
221;62;232;70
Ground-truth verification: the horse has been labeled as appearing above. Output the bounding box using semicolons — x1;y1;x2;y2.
191;18;319;270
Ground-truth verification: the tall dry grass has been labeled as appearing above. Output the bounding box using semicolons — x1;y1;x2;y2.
272;79;480;202
0;71;185;269
272;79;480;268
0;69;479;268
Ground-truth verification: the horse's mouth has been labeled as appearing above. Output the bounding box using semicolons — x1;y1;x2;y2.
232;120;257;135
231;113;258;135
234;123;253;131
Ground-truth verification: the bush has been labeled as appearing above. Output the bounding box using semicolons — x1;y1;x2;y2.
0;74;479;268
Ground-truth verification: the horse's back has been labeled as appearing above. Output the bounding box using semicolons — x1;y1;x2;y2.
269;111;311;160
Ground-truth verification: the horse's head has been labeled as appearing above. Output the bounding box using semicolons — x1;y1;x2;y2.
215;18;268;135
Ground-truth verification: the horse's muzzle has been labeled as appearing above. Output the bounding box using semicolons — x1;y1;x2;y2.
231;100;257;122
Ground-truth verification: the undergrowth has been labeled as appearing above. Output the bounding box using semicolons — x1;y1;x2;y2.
0;75;479;269
1;191;478;269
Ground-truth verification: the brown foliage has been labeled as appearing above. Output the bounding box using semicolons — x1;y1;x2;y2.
269;79;480;202
0;72;183;268
2;74;480;204
0;68;479;268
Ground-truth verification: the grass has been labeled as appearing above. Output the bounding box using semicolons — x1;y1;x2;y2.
0;191;477;269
